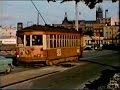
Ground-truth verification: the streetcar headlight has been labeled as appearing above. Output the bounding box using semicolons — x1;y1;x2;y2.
17;55;19;57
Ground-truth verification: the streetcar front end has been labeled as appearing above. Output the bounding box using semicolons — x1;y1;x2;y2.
16;33;46;64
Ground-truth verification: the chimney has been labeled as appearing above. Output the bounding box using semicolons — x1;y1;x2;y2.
105;9;108;18
17;22;23;30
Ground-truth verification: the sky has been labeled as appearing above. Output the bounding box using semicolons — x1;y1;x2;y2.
0;0;119;28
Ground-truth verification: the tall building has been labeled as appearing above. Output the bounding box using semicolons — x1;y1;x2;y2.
62;12;69;24
96;6;103;22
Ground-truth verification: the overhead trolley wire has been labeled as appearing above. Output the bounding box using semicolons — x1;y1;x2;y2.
31;0;47;25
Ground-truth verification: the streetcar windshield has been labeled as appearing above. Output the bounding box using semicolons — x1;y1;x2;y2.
26;35;30;46
17;35;24;46
32;35;43;46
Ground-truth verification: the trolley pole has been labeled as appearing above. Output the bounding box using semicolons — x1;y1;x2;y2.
37;12;39;25
75;1;83;58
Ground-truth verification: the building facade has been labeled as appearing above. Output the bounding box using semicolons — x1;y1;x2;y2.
103;25;119;45
0;27;16;45
53;6;119;48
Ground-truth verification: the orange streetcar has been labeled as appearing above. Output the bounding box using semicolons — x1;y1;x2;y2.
16;24;83;65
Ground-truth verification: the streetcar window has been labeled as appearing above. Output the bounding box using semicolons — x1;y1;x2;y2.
50;40;53;48
64;35;66;47
63;35;64;47
50;35;53;48
60;35;63;47
50;35;53;39
32;35;42;46
26;35;30;46
46;35;50;48
67;35;69;47
73;36;75;46
54;35;56;48
68;35;70;47
70;35;71;47
71;35;73;47
17;35;24;46
57;35;59;47
75;36;77;46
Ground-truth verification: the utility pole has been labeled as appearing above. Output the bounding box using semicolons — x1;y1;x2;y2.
111;26;113;44
75;1;79;31
75;1;83;58
99;31;100;47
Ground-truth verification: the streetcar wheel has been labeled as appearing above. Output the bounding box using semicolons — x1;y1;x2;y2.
46;60;49;66
49;62;53;66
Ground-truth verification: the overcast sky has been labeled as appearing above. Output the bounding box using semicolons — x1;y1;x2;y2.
0;0;119;27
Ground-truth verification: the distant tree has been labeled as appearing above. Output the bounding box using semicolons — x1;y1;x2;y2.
48;0;118;9
61;0;118;9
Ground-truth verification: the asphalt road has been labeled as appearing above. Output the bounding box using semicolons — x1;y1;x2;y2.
1;50;119;89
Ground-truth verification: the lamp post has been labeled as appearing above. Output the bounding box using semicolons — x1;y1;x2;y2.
111;26;114;44
118;29;120;45
0;41;2;51
99;33;100;47
91;40;95;50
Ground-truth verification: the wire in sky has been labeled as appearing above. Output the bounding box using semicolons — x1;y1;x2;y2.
31;0;47;25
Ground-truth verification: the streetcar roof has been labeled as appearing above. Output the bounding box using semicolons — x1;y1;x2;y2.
17;24;81;34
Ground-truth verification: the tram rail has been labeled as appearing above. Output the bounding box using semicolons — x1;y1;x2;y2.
0;62;80;89
0;70;59;88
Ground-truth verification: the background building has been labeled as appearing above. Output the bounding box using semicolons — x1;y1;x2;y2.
0;27;16;45
53;6;119;48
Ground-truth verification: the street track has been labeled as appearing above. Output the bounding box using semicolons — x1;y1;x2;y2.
0;70;59;89
0;62;79;89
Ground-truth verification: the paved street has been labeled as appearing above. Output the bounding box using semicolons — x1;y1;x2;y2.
81;50;119;60
0;50;119;89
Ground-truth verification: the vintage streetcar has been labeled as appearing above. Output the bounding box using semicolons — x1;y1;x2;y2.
16;24;83;65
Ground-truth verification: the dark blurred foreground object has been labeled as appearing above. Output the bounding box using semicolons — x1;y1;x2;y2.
83;69;120;90
48;0;118;9
102;44;120;51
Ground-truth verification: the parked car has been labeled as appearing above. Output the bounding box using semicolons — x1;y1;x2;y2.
83;47;93;52
0;56;13;74
84;47;93;50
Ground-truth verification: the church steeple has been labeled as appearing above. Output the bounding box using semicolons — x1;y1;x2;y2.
65;12;67;18
96;6;103;21
62;12;69;24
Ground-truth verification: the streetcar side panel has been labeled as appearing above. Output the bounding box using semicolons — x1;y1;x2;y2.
44;32;82;61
